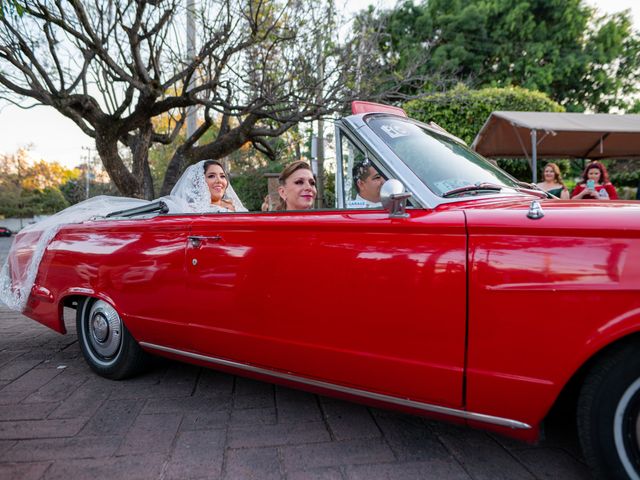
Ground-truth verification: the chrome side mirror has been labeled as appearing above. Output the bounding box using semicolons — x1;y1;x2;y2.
380;179;412;218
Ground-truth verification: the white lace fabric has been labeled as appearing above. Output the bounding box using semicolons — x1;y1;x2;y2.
167;160;247;213
0;160;246;312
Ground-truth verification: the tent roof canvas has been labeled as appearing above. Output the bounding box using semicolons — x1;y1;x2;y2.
471;111;640;160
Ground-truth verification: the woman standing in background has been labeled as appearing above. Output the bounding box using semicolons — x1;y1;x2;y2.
536;163;570;199
571;161;618;200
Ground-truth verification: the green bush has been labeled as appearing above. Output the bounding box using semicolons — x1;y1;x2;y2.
232;161;286;211
0;186;69;217
610;170;640;188
404;84;564;146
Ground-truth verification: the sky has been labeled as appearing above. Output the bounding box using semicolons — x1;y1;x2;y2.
0;0;638;169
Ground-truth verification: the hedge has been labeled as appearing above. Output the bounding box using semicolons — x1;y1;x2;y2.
404;84;564;146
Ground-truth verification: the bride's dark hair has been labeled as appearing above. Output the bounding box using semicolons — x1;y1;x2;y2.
202;160;228;199
203;160;226;174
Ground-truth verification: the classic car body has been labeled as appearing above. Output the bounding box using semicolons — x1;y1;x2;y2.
6;103;640;479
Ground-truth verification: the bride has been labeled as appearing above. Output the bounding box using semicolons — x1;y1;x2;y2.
168;160;246;213
0;159;246;312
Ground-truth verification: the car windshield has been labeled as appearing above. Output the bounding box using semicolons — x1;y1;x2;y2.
365;116;521;197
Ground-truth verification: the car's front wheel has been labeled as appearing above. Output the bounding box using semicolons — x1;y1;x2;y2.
578;340;640;480
76;297;148;379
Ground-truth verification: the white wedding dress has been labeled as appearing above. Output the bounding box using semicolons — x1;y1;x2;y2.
0;160;246;312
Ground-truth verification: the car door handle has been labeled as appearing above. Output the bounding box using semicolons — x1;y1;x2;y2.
188;235;222;248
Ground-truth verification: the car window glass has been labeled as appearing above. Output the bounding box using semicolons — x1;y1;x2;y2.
339;134;391;209
365;116;520;196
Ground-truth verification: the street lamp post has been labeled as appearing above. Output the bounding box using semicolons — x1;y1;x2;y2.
186;0;197;140
81;146;92;200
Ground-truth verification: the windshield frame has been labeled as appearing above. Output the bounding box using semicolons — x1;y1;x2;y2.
341;112;533;209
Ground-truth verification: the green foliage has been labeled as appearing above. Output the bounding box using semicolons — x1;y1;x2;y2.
232;170;271;212
323;167;335;208
0;186;68;217
609;170;640;188
607;159;640;187
404;84;563;145
363;0;640;112
628;99;640;114
232;161;286;212
31;187;69;214
0;181;22;217
0;148;116;217
0;149;77;216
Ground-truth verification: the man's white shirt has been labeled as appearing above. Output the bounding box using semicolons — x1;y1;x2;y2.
346;194;382;209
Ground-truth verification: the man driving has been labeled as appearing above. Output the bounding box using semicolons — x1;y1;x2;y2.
348;159;385;208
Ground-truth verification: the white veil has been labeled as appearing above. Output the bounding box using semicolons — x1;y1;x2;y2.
0;159;246;312
165;160;247;213
0;195;148;312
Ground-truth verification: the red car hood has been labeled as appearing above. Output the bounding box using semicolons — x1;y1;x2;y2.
443;197;640;235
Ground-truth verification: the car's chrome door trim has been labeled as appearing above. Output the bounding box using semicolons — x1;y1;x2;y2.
140;342;532;430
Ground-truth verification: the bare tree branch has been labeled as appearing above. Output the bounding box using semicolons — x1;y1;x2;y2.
0;0;433;199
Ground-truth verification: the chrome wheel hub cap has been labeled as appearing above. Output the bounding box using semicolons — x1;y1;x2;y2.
614;377;640;480
91;314;109;342
87;300;122;358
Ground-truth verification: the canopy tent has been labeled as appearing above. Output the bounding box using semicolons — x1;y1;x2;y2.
471;111;640;182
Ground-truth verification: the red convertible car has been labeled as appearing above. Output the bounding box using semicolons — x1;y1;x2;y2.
4;102;640;480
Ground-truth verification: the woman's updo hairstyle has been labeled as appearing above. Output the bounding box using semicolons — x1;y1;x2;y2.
276;161;313;211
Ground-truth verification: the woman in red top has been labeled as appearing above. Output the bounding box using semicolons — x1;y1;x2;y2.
571;161;618;200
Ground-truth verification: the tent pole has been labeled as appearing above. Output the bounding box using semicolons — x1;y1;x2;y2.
530;129;537;183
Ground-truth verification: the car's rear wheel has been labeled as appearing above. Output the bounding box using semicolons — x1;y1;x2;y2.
76;297;148;379
578;341;640;480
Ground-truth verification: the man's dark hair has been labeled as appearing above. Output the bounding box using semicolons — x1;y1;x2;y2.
352;159;373;194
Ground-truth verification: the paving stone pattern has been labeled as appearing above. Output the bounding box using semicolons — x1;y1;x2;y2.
0;237;593;479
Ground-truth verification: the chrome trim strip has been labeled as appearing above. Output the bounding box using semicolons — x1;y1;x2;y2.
140;342;532;430
334;123;346;208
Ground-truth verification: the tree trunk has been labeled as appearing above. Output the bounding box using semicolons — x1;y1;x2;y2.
95;131;141;198
131;124;155;199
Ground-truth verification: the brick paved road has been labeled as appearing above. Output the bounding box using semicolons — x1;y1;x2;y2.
0;236;593;480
